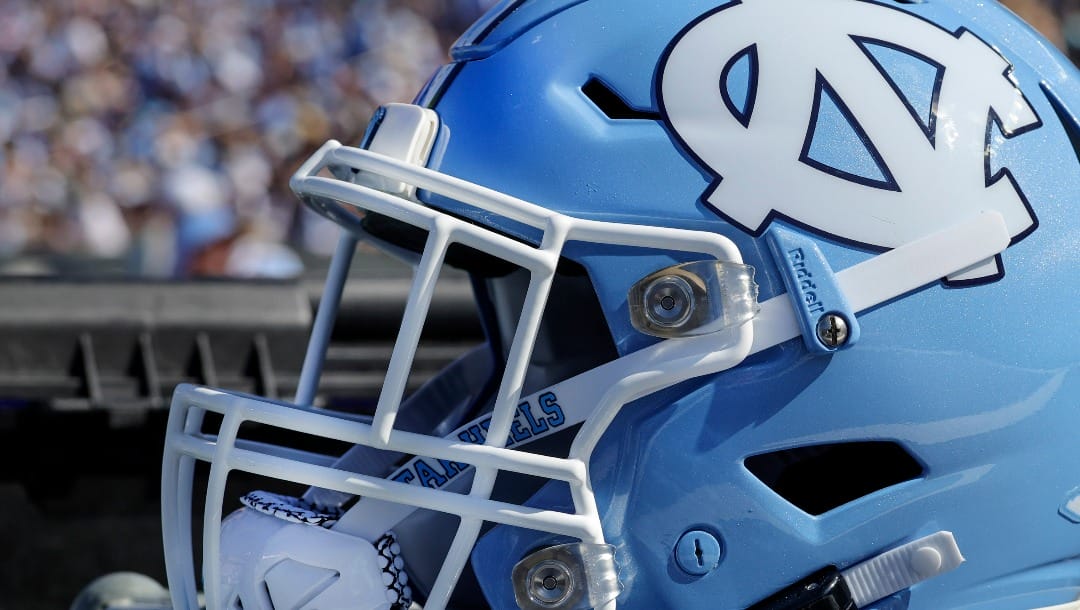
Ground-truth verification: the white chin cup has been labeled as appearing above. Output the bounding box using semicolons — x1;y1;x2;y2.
219;507;411;610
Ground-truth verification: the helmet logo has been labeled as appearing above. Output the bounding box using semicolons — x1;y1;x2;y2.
658;0;1042;284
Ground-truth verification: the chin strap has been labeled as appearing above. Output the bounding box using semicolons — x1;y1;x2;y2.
750;210;1011;356
842;532;964;608
750;532;964;610
1036;601;1080;610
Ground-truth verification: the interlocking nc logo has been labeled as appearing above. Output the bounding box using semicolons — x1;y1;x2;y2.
659;0;1042;284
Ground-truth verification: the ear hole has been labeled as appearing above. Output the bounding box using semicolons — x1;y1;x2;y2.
744;441;923;515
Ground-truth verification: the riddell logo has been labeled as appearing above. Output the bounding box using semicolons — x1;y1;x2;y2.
658;0;1042;285
787;247;826;316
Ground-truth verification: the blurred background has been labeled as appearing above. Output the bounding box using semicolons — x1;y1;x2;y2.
0;0;1076;281
0;2;492;608
0;0;495;280
0;0;1075;608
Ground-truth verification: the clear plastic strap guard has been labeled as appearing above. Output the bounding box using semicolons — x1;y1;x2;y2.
628;260;759;339
511;543;622;610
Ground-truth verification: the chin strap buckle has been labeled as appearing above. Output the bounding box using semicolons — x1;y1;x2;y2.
748;566;856;610
750;531;964;609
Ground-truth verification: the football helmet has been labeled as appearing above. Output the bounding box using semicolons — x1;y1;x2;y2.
161;0;1080;608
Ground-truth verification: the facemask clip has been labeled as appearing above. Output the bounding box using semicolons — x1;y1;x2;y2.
511;543;622;610
766;226;861;354
628;260;759;339
343;103;439;198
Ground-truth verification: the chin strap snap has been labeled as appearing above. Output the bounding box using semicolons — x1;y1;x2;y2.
749;531;963;610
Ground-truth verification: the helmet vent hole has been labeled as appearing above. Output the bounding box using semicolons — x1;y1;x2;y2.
581;77;661;121
744;441;923;515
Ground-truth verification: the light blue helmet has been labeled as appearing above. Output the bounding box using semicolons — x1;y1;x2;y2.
162;1;1080;609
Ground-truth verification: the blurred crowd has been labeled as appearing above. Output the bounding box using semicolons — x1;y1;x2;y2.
0;0;1075;278
0;0;489;277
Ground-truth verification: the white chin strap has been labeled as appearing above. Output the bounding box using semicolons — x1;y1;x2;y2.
1037;601;1080;610
161;102;1014;610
